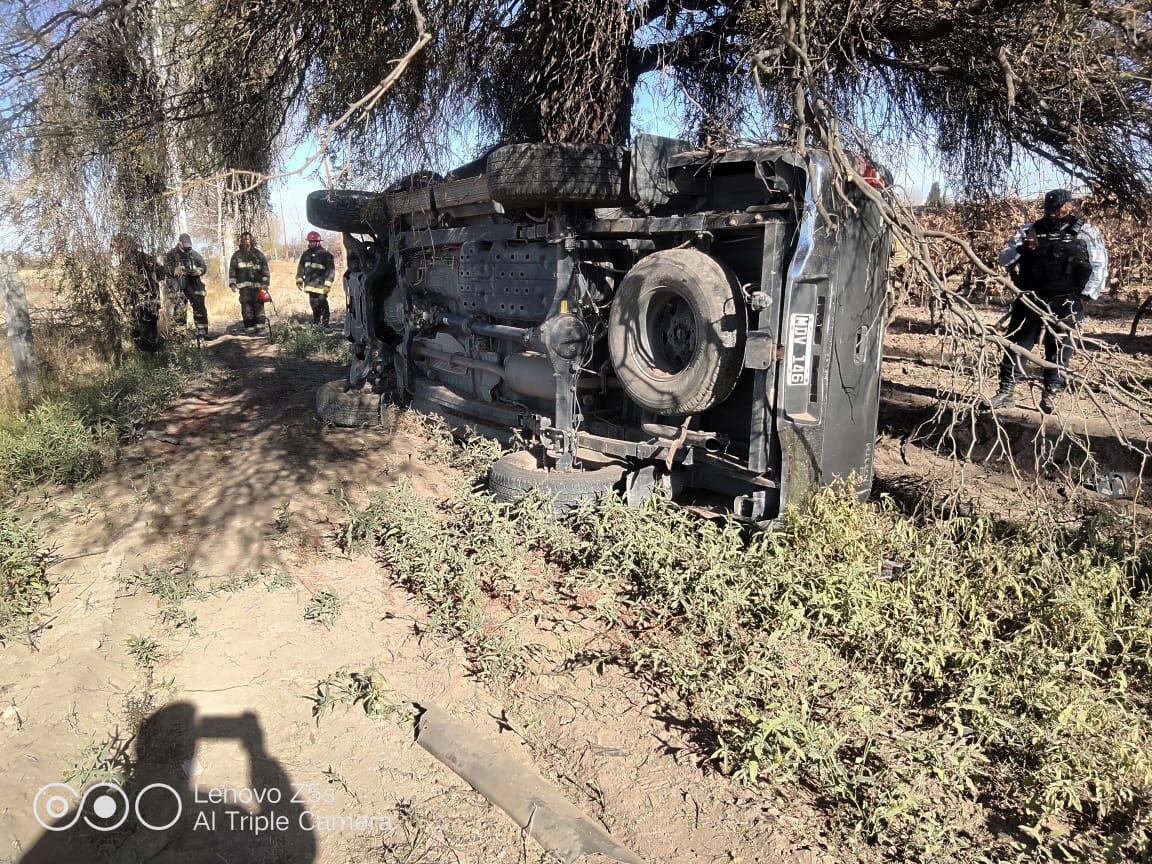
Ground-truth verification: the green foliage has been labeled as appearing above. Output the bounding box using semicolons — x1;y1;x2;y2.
348;481;550;682
347;480;1152;862
121;563;206;606
303;589;343;628
0;345;201;491
66;736;132;787
0;400;104;486
399;411;506;482
274;321;346;360
69;343;204;437
120;562;205;636
308;668;408;726
0;509;56;643
125;635;161;669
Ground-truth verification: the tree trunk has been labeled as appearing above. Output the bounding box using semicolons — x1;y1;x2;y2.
1;256;39;405
217;179;228;285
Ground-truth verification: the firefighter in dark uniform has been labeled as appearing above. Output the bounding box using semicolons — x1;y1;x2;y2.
228;231;271;333
296;230;335;327
113;233;164;353
164;233;210;338
991;189;1109;414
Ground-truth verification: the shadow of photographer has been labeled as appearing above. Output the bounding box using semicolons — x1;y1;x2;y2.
20;702;317;864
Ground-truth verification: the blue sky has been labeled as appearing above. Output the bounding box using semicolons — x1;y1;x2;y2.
2;79;1074;250
274;78;1073;238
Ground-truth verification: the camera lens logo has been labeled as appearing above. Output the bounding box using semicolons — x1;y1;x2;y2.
33;782;182;832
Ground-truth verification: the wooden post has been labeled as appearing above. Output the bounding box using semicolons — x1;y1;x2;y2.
0;255;39;404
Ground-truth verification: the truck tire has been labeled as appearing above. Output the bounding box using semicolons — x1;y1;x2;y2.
486;144;627;207
306;190;390;236
488;450;625;512
608;249;746;415
315;380;395;431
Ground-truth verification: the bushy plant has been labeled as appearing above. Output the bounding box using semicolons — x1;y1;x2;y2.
0;509;56;643
0;344;201;491
274;320;346;360
346;477;1152;862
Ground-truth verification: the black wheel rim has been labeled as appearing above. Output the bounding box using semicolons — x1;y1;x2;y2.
646;288;698;375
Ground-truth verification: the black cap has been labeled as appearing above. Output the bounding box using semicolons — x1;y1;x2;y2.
1043;188;1073;212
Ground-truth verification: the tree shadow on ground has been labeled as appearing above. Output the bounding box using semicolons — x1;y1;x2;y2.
55;326;421;576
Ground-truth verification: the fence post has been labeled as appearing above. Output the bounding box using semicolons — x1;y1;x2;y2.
1;255;39;405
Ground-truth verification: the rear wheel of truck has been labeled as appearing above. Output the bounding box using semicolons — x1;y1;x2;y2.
487;450;625;513
608;249;747;415
305;190;390;236
315;380;396;432
485;144;627;207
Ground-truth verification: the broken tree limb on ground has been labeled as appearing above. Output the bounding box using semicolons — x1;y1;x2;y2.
415;701;646;864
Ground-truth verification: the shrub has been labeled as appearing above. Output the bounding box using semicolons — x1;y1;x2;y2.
0;345;201;491
274;320;345;359
0;509;56;643
347;479;1152;862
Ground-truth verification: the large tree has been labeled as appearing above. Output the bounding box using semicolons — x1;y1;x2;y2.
3;1;1150;212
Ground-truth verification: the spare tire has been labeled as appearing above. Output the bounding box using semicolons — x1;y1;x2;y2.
315;380;396;432
608;249;746;415
306;190;390;235
488;450;625;513
486;143;627;207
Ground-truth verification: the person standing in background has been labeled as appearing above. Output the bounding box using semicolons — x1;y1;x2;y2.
295;231;335;327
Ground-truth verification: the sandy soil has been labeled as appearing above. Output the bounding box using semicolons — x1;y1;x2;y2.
0;327;830;864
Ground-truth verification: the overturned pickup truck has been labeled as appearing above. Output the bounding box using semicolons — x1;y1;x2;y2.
308;135;891;521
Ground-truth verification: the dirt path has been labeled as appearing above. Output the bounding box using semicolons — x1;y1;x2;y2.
0;334;828;864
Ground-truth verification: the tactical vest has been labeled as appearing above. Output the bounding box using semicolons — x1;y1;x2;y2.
1015;216;1092;296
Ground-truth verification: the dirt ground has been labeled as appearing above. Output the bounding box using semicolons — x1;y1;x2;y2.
0;318;830;864
0;288;1148;864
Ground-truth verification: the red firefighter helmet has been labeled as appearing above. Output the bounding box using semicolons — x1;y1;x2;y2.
256;288;272;304
305;231;322;242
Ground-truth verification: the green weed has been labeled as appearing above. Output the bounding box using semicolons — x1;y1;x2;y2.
121;563;205;606
66;736;132;787
348;481;552;682
273;501;291;534
0;509;56;643
303;589;342;628
262;570;294;591
399;411;505;481
158;604;198;635
125;635;161;669
308;668;407;725
121;562;206;635
211;571;260;594
274;320;345;359
346;478;1152;862
322;766;359;803
0;345;201;491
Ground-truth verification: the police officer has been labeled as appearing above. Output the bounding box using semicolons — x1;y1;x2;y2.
296;230;335;327
164;233;210;339
228;231;271;333
991;189;1108;414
